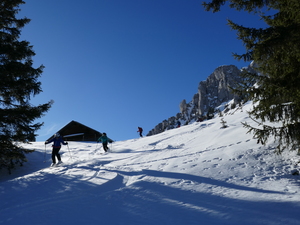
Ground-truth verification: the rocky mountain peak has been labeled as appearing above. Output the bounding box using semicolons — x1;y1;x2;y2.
147;63;256;136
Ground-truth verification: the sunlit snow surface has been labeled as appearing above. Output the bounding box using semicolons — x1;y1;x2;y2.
1;102;300;225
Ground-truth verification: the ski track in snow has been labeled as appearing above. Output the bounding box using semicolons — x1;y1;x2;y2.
1;104;300;225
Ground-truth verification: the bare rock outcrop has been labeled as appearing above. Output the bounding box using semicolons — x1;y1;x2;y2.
147;63;256;136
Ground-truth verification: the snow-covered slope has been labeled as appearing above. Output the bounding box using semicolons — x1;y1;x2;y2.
1;102;300;225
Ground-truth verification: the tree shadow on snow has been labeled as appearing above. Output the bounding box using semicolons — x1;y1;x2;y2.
2;166;300;225
98;169;300;225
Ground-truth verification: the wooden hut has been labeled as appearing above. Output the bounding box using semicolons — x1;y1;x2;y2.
47;120;102;142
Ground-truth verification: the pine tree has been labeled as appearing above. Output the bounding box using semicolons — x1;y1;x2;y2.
0;0;52;173
202;0;300;153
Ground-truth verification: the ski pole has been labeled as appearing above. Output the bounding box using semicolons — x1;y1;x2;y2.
110;142;113;152
67;143;73;160
97;145;103;154
44;144;47;162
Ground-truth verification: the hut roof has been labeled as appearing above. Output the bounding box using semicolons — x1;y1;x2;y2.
47;120;102;142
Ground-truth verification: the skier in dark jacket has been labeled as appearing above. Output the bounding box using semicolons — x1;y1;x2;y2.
45;133;68;166
97;133;113;152
137;127;143;137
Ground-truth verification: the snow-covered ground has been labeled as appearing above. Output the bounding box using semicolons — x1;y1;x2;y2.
1;102;300;225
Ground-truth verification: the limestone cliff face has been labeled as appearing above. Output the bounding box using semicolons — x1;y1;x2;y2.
197;65;243;116
147;63;256;137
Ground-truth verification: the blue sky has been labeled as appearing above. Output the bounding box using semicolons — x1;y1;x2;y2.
18;0;266;142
